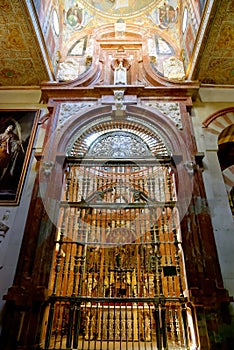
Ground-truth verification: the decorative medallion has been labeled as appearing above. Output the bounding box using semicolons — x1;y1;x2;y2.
148;0;179;29
66;4;84;28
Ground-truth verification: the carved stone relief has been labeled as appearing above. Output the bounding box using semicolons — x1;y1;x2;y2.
142;101;183;129
163;56;185;81
58;101;96;130
0;218;10;243
87;131;152;158
57;57;84;81
113;89;125;110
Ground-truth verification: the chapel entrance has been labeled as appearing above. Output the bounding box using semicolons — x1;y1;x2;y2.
43;131;193;349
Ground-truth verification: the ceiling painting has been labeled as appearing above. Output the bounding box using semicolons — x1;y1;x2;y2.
81;0;155;17
64;0;180;26
62;0;181;51
1;0;234;86
65;2;93;30
147;0;179;29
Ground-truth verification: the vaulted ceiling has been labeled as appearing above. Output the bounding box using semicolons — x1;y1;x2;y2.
0;0;233;87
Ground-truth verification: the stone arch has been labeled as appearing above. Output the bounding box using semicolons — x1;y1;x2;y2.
223;165;234;192
54;104;189;160
202;107;234;143
203;109;234;216
41;103;194;223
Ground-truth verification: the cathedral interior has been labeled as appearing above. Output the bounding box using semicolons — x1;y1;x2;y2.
0;1;234;349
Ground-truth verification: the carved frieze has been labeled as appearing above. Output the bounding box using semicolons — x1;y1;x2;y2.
58;101;96;130
142;101;183;129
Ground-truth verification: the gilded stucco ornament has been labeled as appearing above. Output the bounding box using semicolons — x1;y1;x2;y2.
2;27;26;50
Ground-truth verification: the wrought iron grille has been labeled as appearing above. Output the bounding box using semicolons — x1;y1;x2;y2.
43;159;192;349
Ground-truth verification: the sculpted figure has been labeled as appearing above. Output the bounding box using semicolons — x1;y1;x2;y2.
114;60;127;85
163;56;185;81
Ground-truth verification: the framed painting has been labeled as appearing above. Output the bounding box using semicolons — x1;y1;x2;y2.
0;110;39;205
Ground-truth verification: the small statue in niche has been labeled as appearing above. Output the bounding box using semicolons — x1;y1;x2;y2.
114;59;127;85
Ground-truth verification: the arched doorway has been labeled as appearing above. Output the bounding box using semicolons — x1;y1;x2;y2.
42;119;195;349
218;124;234;216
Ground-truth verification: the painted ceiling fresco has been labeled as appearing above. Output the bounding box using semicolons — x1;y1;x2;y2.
82;0;156;17
62;0;181;30
0;0;52;86
0;0;234;86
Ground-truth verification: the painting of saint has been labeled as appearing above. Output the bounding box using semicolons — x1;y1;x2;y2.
66;4;83;28
158;1;179;29
0;110;38;204
148;0;178;29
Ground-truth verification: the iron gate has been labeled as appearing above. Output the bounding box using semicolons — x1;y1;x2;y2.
43;159;191;349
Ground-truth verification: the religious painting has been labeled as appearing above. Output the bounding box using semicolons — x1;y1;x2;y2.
68;36;87;56
155;36;174;55
0;110;38;205
157;1;179;29
66;4;84;28
85;0;154;16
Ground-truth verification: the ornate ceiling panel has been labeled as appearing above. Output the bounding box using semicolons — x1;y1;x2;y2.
0;0;51;86
192;0;234;84
0;0;233;87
